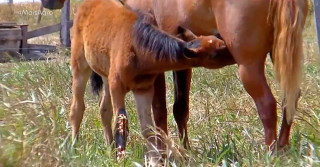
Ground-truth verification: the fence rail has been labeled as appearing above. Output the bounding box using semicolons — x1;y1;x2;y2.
27;21;73;39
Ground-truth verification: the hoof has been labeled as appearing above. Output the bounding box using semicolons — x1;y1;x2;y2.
145;156;164;167
268;140;277;153
115;109;129;160
268;140;290;156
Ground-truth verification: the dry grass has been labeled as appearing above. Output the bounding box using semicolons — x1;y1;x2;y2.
0;1;81;30
0;1;320;167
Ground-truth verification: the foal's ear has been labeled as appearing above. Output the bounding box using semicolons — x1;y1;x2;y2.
183;40;201;58
177;26;197;41
183;48;198;58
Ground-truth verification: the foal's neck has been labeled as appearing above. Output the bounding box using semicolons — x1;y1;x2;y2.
136;54;197;74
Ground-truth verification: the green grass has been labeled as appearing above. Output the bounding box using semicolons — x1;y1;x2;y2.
1;2;320;167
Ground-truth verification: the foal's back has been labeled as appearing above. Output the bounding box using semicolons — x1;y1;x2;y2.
72;0;138;74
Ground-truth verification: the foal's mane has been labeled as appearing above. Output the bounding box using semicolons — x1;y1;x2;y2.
132;12;185;62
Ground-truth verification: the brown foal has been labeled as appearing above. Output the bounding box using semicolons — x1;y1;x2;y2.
70;0;228;163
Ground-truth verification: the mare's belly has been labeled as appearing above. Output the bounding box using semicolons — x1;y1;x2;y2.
180;0;218;36
184;16;218;36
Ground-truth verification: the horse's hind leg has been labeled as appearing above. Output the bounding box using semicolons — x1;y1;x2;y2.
70;43;91;141
278;90;301;148
99;78;113;146
270;51;301;148
238;62;277;147
173;69;192;149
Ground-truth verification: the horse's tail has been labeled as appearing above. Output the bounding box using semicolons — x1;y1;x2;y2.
90;71;103;95
270;0;308;124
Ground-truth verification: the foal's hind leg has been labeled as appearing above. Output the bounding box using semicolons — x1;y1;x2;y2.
133;87;161;165
99;78;113;146
70;57;91;141
173;69;192;149
238;62;277;147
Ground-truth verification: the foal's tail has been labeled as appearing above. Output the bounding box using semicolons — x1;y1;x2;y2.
90;71;103;95
270;0;308;124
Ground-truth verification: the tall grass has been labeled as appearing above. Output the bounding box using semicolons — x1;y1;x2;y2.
0;43;319;166
0;1;320;167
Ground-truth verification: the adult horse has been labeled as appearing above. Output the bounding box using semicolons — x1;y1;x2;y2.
40;0;65;9
126;0;309;150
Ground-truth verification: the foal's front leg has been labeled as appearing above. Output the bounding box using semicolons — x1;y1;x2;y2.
70;62;91;142
109;78;128;159
133;87;161;166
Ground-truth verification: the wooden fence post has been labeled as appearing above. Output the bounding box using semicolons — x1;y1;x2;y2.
314;0;320;56
60;0;71;48
20;24;28;55
37;5;44;24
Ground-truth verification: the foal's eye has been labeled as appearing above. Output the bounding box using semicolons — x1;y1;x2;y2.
186;40;201;48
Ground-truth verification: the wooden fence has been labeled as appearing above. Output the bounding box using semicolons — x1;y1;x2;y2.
0;0;72;60
21;20;73;54
2;0;320;61
26;0;72;54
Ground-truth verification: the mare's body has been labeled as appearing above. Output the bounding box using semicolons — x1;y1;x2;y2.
126;0;309;149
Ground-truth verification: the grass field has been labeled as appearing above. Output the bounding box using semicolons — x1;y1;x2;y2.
0;2;320;167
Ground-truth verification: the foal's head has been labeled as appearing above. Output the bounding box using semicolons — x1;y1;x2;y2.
184;35;226;58
177;27;227;59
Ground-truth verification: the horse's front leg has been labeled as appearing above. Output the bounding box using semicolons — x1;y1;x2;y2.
133;87;162;166
152;74;172;159
152;74;168;143
173;69;192;149
238;62;277;148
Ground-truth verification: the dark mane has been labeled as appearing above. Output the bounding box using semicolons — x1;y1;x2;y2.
118;0;125;5
132;13;186;62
